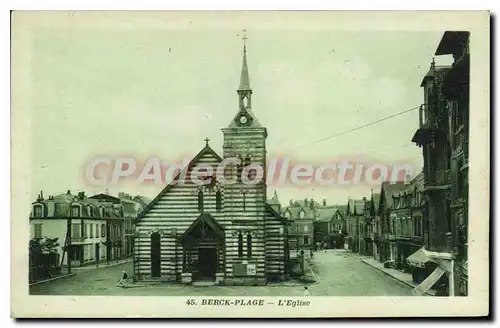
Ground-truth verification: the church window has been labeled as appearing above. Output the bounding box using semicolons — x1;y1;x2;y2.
238;232;244;257
247;233;252;257
198;190;204;212
242;191;247;211
216;190;222;211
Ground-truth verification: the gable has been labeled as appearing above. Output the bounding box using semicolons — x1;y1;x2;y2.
137;145;222;220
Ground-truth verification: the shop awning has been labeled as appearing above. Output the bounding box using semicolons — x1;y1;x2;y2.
406;247;434;268
412;266;446;296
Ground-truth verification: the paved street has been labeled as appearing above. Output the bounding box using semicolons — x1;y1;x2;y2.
30;250;413;296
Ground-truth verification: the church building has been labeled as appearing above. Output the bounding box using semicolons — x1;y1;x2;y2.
134;37;290;285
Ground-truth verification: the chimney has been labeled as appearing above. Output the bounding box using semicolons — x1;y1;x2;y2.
46;195;56;217
310;198;314;209
304;198;308;206
78;191;85;200
67;190;71;195
363;197;366;201
323;199;326;207
289;199;293;206
40;190;44;201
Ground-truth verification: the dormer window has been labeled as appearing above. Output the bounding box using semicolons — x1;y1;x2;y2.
299;210;305;219
100;207;105;218
88;205;94;217
284;211;291;219
33;205;43;218
71;205;80;217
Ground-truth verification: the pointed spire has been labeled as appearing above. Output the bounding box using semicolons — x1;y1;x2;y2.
238;29;251;92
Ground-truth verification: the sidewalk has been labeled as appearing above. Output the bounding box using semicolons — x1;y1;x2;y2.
70;258;133;272
361;257;436;296
29;273;76;286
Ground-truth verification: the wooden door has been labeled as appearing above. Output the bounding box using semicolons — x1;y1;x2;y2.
150;232;161;277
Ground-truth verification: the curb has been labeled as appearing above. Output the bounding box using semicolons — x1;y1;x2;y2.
361;259;434;296
29;273;76;286
72;259;133;271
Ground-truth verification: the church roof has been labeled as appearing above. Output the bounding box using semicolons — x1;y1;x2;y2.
137;143;223;220
238;46;251;92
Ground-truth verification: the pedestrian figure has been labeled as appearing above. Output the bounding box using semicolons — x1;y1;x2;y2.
117;270;128;288
304;286;311;296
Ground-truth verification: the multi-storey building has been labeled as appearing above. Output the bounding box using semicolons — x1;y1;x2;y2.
282;199;316;251
345;198;366;253
30;190;119;268
314;201;346;249
411;31;469;296
378;182;407;264
371;193;382;261
437;31;470;297
390;173;425;272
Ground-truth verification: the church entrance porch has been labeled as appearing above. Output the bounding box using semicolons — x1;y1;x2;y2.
180;213;225;284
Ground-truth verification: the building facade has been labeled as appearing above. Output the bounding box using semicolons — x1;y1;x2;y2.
437;31;469;297
30;190;122;268
134;42;290;285
345;198;366;253
282;199;316;251
378;182;407;264
390;173;425;272
314;204;346;249
411;31;469;296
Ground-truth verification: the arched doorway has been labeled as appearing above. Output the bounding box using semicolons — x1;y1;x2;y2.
150;232;161;278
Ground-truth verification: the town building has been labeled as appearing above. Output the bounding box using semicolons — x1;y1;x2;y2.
345;198;366;253
370;193;382;260
314;201;346;249
438;31;469;297
410;31;469;296
378;182;407;264
30;190;119;268
282;199;316;252
390;173;425;272
116;192;151;257
133;40;290;285
88;193;129;261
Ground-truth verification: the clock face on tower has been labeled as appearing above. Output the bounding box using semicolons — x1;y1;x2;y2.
236;111;252;127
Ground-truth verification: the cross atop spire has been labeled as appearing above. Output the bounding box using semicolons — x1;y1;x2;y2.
238;29;252;93
242;29;248;49
204;137;210;147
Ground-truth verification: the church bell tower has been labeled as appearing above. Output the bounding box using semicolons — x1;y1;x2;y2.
220;30;268;284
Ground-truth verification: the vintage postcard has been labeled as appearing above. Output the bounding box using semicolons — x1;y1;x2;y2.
11;10;490;318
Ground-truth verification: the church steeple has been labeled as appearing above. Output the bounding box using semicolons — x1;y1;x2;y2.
237;29;252;110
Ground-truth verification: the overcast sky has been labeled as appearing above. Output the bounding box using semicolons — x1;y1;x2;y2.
26;13;453;206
